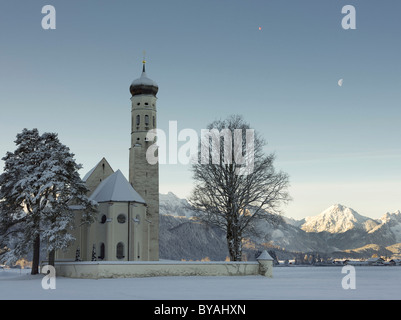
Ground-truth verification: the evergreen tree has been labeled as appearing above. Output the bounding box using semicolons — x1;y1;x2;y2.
0;129;43;273
0;129;97;274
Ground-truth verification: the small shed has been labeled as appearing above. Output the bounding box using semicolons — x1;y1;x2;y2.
366;257;384;266
389;259;401;266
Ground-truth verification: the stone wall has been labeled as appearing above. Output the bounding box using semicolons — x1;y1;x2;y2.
53;251;273;279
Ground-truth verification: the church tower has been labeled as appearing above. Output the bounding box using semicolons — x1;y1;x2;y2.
129;60;159;261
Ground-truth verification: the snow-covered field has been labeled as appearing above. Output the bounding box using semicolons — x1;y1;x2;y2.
0;266;400;300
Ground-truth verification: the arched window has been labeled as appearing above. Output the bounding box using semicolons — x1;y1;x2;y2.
145;115;149;126
100;215;107;224
136;115;140;125
116;242;124;259
153;116;155;127
99;243;105;260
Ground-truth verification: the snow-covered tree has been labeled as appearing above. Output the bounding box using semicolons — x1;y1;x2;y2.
38;132;97;266
0;129;43;273
0;129;97;274
189;115;290;261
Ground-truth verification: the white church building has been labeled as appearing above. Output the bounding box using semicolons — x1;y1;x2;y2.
54;62;274;278
56;61;160;262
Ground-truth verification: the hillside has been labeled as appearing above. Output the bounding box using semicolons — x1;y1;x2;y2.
159;193;401;260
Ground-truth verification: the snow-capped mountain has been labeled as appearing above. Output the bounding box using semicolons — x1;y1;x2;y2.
378;210;401;243
159;193;401;260
159;192;194;218
300;204;379;234
380;210;401;224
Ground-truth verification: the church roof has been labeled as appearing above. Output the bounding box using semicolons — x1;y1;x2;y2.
82;161;99;182
130;63;158;97
82;157;114;182
257;250;273;261
89;170;146;204
131;70;158;87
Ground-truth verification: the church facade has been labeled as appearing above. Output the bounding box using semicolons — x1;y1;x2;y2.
56;62;159;262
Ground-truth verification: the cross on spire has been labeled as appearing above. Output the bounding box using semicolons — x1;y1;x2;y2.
142;50;146;73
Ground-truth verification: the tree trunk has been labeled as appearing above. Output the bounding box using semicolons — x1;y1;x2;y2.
48;249;55;267
31;234;40;275
227;225;242;261
227;238;242;261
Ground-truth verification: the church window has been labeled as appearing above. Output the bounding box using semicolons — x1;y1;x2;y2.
116;242;124;259
153;116;155;127
100;215;107;224
136;115;140;125
117;214;126;224
145;115;149;126
137;102;140;106
145;102;149;106
99;243;105;260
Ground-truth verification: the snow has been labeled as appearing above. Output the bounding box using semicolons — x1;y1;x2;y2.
380;210;401;242
390;224;401;243
131;71;158;87
1;266;400;300
89;170;145;204
256;250;273;260
159;192;194;218
82;161;99;182
272;229;284;239
55;260;256;265
380;210;401;224
301;204;375;233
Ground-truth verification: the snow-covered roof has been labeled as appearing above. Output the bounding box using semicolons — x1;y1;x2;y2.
82;161;99;182
257;250;273;261
82;157;113;182
366;257;383;262
89;170;146;204
129;64;159;97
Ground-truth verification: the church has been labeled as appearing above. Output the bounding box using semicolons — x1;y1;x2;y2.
56;61;160;262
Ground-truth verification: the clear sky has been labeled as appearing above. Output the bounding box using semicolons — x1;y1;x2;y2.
1;0;400;220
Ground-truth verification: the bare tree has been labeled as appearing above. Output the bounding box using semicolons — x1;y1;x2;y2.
189;115;291;261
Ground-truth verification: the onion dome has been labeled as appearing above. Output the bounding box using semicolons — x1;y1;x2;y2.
130;61;158;97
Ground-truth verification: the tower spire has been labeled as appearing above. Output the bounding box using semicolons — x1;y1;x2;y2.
129;55;159;261
130;56;158;97
142;50;146;73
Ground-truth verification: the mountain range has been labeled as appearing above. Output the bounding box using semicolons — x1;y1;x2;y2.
159;192;401;261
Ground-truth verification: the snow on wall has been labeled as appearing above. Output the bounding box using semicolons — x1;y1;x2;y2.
54;256;273;279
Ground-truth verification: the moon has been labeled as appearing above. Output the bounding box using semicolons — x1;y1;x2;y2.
338;79;343;87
